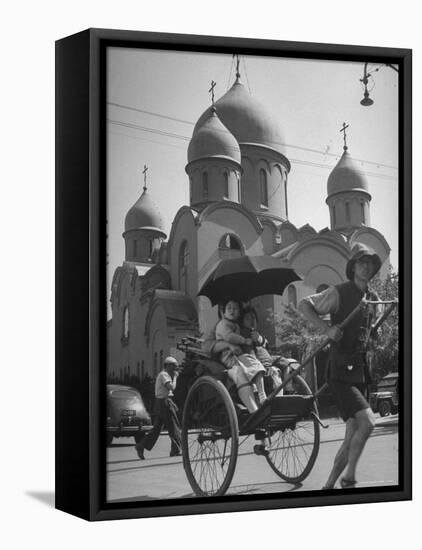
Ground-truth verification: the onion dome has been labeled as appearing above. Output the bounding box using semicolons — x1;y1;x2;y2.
187;107;241;164
327;147;370;198
193;77;285;155
124;187;166;237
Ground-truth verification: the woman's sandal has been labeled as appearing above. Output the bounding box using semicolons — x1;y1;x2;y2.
340;477;357;489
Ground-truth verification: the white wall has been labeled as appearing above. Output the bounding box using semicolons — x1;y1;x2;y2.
3;1;419;549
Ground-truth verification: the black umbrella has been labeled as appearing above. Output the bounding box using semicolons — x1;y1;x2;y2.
198;255;301;306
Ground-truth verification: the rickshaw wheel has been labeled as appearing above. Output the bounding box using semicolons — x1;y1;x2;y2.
182;375;239;497
265;374;320;484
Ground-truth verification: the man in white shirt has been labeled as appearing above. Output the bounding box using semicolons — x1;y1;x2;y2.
136;356;182;459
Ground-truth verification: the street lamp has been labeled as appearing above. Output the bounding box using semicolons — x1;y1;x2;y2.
360;62;398;106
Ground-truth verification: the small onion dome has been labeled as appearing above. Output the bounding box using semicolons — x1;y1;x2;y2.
124;188;166;237
193;78;285;155
187;108;241;164
327;148;370;198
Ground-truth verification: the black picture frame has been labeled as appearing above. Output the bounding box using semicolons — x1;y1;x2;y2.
55;28;412;521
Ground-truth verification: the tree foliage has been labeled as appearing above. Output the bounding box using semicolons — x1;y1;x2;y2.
368;268;399;381
270;304;327;362
270;267;399;382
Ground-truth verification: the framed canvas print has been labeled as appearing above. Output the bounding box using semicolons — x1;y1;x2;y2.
55;28;412;521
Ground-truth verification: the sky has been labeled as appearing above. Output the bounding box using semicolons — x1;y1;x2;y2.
106;47;399;303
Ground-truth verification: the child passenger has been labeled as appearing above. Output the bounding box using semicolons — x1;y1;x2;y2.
215;298;267;413
240;306;284;395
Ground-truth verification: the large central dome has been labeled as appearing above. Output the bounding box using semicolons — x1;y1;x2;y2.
193;78;285;155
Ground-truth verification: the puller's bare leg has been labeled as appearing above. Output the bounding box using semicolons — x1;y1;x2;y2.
323;418;356;489
342;408;376;482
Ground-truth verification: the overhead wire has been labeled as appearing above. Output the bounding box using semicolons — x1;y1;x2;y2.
107;118;397;181
107;103;398;172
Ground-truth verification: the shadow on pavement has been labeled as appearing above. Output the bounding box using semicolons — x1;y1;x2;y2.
26;491;55;508
107;495;158;503
108;458;183;474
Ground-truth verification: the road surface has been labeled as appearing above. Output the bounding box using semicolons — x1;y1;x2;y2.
106;414;398;502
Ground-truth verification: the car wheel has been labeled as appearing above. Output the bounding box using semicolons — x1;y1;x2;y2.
379;400;391;417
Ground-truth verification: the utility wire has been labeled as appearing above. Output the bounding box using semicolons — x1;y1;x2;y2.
107;104;398;171
108;118;397;180
108;102;193;125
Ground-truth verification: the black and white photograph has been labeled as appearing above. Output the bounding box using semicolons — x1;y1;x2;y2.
105;46;401;503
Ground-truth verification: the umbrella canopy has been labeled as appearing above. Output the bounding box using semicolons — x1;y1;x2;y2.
198;255;301;306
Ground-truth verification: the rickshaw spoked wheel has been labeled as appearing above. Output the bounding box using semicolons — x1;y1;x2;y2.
265;374;320;483
182;375;239;497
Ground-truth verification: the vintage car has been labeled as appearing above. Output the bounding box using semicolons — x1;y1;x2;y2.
106;384;153;446
369;373;399;417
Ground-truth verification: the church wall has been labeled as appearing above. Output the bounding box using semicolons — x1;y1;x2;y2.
107;270;134;379
290;243;347;291
168;210;198;303
188;159;240;206
124;228;162;262
260;223;277;255
196;205;264;335
240;146;288;219
149;306;169;377
129;291;149;377
328;191;370;232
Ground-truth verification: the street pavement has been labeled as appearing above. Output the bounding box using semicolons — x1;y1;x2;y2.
106;414;398;502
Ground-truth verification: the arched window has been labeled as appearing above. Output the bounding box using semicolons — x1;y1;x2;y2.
219;233;242;251
223;172;229;199
237;175;241;202
284;173;289;219
345;201;351;223
332;205;337;226
360;201;365;223
189;176;193;203
287;285;297;308
260;169;268;206
133;240;137;258
203;172;208;200
179;241;189;293
122;306;129;344
219;233;242;259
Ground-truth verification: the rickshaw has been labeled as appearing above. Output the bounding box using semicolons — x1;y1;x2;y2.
175;256;397;497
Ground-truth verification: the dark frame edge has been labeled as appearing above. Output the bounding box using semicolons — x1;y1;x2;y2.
55;29;92;521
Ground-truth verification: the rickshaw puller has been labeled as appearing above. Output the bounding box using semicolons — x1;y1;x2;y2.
299;244;381;489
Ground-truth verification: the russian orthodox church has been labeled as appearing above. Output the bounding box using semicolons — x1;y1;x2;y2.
107;64;390;382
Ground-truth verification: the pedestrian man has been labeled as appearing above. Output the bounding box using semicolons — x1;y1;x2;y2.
299;243;381;489
136;356;182;459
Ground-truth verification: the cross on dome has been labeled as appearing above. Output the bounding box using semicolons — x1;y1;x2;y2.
340;122;349;151
233;54;241;80
142;164;148;191
209;80;216;105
